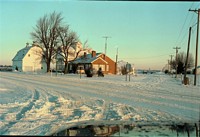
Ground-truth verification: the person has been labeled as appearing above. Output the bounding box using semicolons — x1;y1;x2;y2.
97;67;104;77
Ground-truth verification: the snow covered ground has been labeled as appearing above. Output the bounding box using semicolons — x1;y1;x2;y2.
0;72;199;135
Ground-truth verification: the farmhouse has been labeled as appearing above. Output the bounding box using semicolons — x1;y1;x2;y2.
70;51;116;74
56;42;93;71
12;43;46;72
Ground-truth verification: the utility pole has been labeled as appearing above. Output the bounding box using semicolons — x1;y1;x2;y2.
115;47;118;75
173;46;181;78
189;9;199;86
168;60;170;72
102;36;111;60
126;62;128;81
169;55;173;73
183;27;192;85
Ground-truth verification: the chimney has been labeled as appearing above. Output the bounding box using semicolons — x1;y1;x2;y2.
32;41;36;46
26;42;29;47
92;51;96;57
103;54;106;60
84;52;87;58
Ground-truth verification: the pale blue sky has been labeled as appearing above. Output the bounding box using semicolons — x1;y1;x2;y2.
0;0;199;70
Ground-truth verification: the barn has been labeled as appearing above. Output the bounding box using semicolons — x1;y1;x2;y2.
12;43;46;73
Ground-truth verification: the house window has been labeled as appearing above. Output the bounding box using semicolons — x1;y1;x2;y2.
41;67;43;69
99;65;105;71
85;64;88;70
93;64;99;71
28;54;30;57
106;65;109;71
93;64;105;71
69;64;72;71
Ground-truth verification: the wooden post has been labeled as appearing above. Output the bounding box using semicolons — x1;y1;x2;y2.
79;67;82;79
168;60;170;73
194;9;199;86
183;27;192;85
195;123;198;137
115;47;118;75
126;62;128;81
173;47;181;78
189;9;199;86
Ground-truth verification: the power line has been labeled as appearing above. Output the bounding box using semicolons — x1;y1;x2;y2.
102;36;111;58
178;17;196;48
175;2;194;47
118;53;174;60
169;54;173;73
175;2;196;49
179;24;196;49
188;10;195;26
175;12;190;46
194;2;200;9
179;15;197;50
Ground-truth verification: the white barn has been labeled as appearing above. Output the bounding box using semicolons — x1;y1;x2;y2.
12;43;46;73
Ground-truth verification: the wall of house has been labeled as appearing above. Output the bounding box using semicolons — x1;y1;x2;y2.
12;61;22;71
99;54;116;74
92;59;108;74
22;46;46;73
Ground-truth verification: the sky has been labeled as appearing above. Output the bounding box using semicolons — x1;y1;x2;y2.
0;0;199;70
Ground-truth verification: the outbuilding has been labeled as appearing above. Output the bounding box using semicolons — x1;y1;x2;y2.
12;42;46;72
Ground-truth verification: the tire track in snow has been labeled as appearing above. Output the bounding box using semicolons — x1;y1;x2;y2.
1;72;199;103
1;73;199;122
16;90;39;120
2;73;198;134
0;90;39;135
1;73;198;120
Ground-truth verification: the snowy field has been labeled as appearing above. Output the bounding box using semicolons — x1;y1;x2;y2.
0;72;199;135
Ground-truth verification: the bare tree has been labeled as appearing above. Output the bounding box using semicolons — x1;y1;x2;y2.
31;11;63;72
170;52;194;74
57;26;82;74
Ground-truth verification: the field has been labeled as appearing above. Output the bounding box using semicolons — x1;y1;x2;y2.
0;72;199;135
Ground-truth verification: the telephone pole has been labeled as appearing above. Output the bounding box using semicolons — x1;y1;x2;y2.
102;36;111;59
183;27;192;85
189;9;199;86
169;55;173;73
115;47;118;75
167;60;170;72
173;46;181;78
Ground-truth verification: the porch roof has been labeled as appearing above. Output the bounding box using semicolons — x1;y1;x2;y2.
71;53;103;64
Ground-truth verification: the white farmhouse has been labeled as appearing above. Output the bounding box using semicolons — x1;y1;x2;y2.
12;43;46;72
56;42;92;71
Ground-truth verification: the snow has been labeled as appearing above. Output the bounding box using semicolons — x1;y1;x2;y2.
0;71;199;135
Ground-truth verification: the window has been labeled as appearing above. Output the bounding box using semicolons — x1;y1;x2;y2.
28;54;30;57
69;64;72;71
93;64;99;71
93;64;105;71
85;64;89;70
106;65;109;71
99;65;105;71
